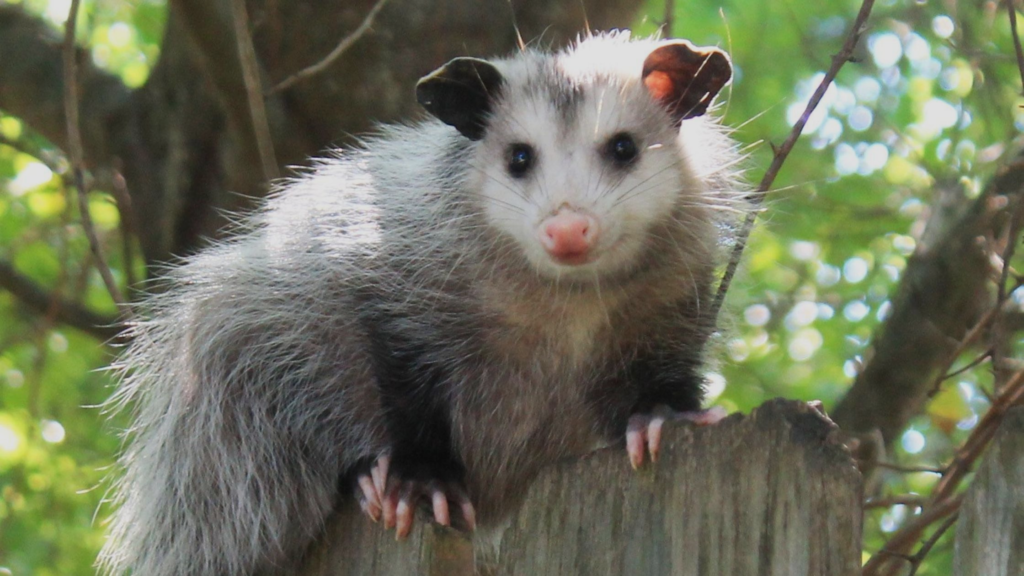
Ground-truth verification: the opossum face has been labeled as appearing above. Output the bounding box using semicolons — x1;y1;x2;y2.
476;81;686;280
417;36;731;281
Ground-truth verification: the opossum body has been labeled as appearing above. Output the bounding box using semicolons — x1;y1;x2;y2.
100;32;744;576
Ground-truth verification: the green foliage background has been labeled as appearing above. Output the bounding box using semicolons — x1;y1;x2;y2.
0;0;1021;573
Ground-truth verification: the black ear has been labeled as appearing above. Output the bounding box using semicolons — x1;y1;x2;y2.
641;41;732;124
416;57;505;140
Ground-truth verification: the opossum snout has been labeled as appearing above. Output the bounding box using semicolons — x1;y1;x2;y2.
538;209;599;265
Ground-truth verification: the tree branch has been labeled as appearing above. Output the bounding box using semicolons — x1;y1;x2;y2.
710;0;877;321
662;0;674;38
0;259;121;341
862;366;1024;575
930;366;1024;505
270;0;389;94
0;5;128;164
107;166;139;290
167;0;250;139
832;157;1024;448
230;0;278;182
169;0;283;190
862;494;964;575
863;494;927;510
1008;0;1024;94
63;0;128;312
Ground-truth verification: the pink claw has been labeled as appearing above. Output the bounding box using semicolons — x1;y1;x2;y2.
356;474;381;522
371;449;477;538
626;406;727;468
371;455;390;501
458;497;477;531
647;415;666;463
395;484;416;540
379;475;476;539
431;489;450;526
626;426;645;469
382;483;398;530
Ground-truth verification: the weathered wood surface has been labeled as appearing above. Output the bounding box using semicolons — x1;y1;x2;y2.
953;407;1024;576
296;399;862;575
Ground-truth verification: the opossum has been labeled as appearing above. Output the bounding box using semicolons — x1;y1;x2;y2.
99;31;744;576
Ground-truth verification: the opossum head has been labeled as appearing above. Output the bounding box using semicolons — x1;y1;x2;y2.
417;33;733;282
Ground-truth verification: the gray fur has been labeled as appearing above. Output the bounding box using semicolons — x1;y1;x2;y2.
99;32;747;576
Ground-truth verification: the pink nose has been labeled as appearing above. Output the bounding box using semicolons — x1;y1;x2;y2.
539;211;598;263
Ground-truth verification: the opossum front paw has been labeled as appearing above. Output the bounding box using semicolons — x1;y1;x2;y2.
384;479;476;540
352;454;391;522
372;453;475;537
626;405;727;469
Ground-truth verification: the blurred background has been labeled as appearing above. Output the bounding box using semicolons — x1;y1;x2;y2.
1;0;1022;573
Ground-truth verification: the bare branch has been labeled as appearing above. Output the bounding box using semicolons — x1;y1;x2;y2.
1001;308;1024;331
109;165;138;290
864;495;927;510
862;494;963;576
0;134;68;176
905;512;959;576
710;0;877;321
269;0;389;94
872;461;944;475
1008;0;1024;94
832;160;1024;447
931;366;1024;504
991;197;1024;387
0;259;120;341
862;366;1024;575
939;348;994;384
925;305;1000;398
63;0;128;314
167;0;279;202
230;0;279;182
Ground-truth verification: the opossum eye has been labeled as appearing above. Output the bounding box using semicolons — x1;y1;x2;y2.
607;133;639;167
507;143;535;178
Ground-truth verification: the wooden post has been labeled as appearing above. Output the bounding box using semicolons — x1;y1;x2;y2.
295;399;862;575
953;407;1024;576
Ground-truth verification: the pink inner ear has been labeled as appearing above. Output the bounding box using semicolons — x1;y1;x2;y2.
644;71;674;103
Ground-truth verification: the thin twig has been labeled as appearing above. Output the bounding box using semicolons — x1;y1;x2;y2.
991;196;1024;388
0;135;67;176
1009;0;1024;94
864;494;927;510
996;198;1024;307
0;259;121;341
930;366;1024;504
63;0;128;315
269;0;389;94
942;349;994;382
872;461;944;475
709;0;875;322
926;304;1001;398
230;0;279;183
862;494;964;575
906;512;959;576
864;367;1024;575
109;165;138;290
663;0;674;39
